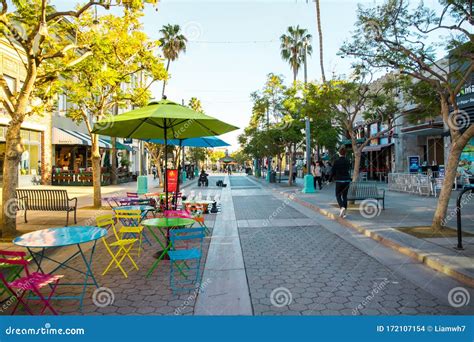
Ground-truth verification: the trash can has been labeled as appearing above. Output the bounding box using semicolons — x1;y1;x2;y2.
137;175;148;194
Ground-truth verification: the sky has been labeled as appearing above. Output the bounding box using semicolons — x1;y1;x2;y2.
53;0;439;151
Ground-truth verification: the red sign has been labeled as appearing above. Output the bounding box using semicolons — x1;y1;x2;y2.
166;169;178;193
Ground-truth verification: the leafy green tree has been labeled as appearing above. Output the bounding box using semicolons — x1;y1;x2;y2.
340;0;473;230
159;24;187;97
317;70;400;181
280;26;312;83
187;147;207;170
209;150;225;166
0;0;158;237
231;149;251;167
61;10;166;208
146;142;164;185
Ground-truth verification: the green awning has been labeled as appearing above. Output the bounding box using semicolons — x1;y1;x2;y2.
341;138;366;145
102;137;133;151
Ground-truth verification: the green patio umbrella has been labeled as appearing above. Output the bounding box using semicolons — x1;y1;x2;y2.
92;100;238;208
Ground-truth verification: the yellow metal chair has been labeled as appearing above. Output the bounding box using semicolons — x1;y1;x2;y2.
96;214;139;278
115;209;145;256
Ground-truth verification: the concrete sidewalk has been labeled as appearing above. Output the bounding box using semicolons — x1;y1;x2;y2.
252;176;474;287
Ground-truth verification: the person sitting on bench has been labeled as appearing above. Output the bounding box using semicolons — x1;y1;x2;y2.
198;169;209;187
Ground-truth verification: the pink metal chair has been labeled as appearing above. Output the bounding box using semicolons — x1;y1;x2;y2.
0;250;63;315
126;192;139;199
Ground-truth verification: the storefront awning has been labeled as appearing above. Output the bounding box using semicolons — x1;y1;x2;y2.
401;121;444;136
101;137;133;151
362;142;394;152
52;127;112;148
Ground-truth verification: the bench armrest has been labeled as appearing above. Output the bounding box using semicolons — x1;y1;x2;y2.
379;189;385;197
68;197;78;207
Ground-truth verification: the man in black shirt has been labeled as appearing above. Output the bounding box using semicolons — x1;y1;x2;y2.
331;147;352;218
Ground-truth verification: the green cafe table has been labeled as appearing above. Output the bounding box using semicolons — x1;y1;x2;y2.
13;226;107;310
141;217;195;277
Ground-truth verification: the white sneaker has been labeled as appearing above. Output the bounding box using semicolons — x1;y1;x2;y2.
339;208;346;218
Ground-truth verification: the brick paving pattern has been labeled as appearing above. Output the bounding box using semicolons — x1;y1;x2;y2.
239;225;471;315
1;218;215;316
233;195;307;220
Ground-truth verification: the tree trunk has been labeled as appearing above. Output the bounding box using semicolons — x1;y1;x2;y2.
1;121;23;238
431;140;464;231
352;149;362;182
91;134;102;208
431;97;474;231
315;0;326;83
288;145;294;186
157;147;164;187
111;137;117;185
161;59;171;98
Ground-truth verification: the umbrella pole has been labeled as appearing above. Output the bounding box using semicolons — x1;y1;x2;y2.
175;139;182;206
164;121;168;211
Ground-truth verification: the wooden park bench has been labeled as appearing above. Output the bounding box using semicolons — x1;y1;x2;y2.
15;189;78;226
347;182;385;210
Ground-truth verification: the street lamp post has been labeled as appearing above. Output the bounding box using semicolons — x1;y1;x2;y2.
266;108;272;182
302;40;315;193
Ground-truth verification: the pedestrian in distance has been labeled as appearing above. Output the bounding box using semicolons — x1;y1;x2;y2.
312;161;323;190
324;161;333;184
151;164;157;180
331;147;351;218
291;161;297;183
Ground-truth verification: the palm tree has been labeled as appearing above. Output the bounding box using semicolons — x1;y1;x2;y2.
315;0;326;82
280;25;312;83
159;24;187;97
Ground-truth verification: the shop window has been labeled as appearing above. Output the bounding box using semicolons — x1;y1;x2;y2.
29;131;41;143
58;94;67;113
3;74;16;93
20;129;29;141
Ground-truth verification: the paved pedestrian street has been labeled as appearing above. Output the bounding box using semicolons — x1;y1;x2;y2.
231;177;472;316
2;175;473;316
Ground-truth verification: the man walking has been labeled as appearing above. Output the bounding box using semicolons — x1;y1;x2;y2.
331;147;351;218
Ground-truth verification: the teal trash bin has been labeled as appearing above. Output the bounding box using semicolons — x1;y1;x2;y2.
194;168;199;177
181;170;187;184
137;175;148;195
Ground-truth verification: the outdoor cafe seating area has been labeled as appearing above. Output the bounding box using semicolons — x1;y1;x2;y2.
0;189;221;315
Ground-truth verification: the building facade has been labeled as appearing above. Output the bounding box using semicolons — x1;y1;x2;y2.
0;39;146;187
